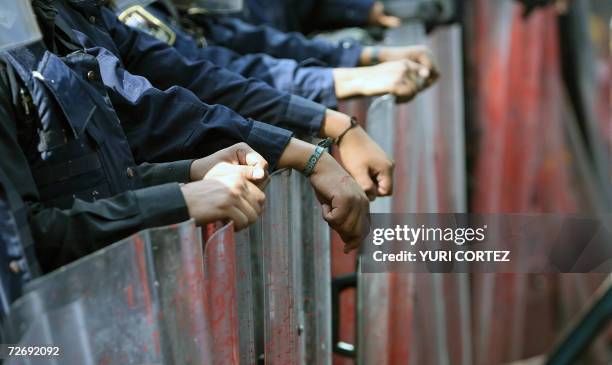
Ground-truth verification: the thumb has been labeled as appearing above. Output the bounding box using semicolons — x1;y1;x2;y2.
236;146;269;170
354;170;377;201
322;196;349;224
322;203;344;224
412;51;439;82
322;203;332;218
380;15;401;28
245;150;269;170
404;59;429;82
375;165;394;196
237;165;267;181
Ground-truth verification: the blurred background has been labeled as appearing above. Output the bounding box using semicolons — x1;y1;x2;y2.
329;0;612;364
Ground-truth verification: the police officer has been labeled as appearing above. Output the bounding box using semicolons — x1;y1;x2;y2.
48;0;396;201
0;0;370;271
115;0;438;107
243;0;400;33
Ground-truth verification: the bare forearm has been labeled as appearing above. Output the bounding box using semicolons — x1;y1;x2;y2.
333;62;412;100
320;110;355;139
276;138;318;171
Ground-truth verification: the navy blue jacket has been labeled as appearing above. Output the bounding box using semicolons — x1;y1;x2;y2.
196;14;363;67
244;0;375;33
55;0;327;168
0;46;192;271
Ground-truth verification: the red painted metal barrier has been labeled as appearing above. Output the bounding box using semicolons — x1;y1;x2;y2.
334;15;469;365
466;1;612;363
6;221;213;364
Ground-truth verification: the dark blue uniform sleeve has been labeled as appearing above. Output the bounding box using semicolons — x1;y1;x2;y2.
136;160;194;186
213;50;338;108
198;15;363;67
101;7;326;139
142;4;339;108
173;36;337;107
244;0;374;32
95;49;293;168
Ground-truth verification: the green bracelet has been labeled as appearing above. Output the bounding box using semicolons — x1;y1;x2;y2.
302;138;333;177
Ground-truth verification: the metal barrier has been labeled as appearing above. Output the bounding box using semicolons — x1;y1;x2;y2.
466;1;612;364
347;11;470;365
5;170;331;365
247;169;332;364
6;220;212;364
336;1;611;364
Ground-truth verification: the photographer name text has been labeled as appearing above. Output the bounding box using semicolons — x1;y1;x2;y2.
370;225;511;264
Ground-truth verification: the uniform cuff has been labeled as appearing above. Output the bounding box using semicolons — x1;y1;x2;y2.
336;41;363;67
166;159;194;183
293;68;338;109
137;160;194;187
286;95;326;136
246;121;293;170
314;69;338;109
134;183;190;228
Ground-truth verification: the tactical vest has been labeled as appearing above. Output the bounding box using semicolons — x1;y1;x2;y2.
1;43;143;209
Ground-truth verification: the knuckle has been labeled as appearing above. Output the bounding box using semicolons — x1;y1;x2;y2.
229;186;241;198
219;198;233;210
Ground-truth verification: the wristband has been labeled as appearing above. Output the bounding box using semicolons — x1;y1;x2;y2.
335;117;359;145
302;138;333;177
370;46;380;64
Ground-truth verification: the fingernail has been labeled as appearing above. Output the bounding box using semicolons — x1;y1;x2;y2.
419;68;430;78
253;167;265;179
